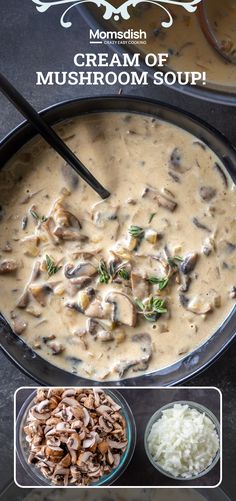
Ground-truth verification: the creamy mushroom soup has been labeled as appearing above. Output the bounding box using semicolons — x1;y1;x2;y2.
116;0;236;91
0;112;235;380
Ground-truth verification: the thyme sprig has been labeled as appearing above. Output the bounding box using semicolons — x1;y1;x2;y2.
135;296;167;322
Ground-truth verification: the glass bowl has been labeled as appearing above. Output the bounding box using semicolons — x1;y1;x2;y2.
144;400;220;481
15;388;136;487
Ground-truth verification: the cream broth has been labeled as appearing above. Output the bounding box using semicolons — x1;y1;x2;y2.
117;0;236;90
0;112;235;380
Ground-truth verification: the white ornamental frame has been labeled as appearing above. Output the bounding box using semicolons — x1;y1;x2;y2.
32;0;202;27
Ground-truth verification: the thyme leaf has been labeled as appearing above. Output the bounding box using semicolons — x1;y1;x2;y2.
118;267;130;280
30;209;39;220
148;276;169;290
168;255;183;268
128;225;144;238
46;255;59;277
98;260;110;284
30;209;47;223
148;212;157;224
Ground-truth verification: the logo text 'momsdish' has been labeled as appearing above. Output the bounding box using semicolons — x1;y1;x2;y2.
89;29;147;42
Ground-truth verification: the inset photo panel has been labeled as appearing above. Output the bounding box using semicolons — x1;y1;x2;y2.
14;386;222;488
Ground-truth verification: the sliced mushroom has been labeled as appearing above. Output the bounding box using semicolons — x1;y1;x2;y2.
48;341;65;355
192;217;211;233
35;400;50;413
97;330;114;342
131;272;149;300
12;317;27;335
28;283;52;306
199;186;217;202
0;259;18;273
61;163;79;190
214;162;228;188
31;408;51;421
82;436;96;449
179;294;212;315
142;187;177;212
21;235;40;257
132;333;152;360
180;252;198;274
107;439;127;450
53;203;81;229
179;275;191;293
106;291;137;327
85;299;106;319
53;226;87;241
98;441;108;454
99;416;113;433
59;453;71;468
64;262;97;279
67;433;81;450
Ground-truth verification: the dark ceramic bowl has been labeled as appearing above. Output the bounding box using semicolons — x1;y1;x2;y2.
0;96;236;386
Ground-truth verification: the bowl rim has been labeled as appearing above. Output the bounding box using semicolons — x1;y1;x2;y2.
15;387;137;487
0;94;236;387
78;5;236;106
144;400;220;481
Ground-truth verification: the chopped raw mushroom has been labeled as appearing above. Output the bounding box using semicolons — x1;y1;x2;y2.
106;291;137;327
0;259;18;273
23;388;127;486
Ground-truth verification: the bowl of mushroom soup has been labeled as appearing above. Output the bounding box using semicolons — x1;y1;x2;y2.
16;387;136;487
0;96;236;386
80;0;236;105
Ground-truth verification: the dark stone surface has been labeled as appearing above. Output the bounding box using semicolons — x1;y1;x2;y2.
0;0;235;498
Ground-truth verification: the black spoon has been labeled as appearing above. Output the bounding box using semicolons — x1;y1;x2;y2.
0;73;110;199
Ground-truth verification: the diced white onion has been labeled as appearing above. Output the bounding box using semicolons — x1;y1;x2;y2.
147;403;219;478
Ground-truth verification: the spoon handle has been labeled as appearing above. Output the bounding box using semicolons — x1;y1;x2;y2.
0;73;110;200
